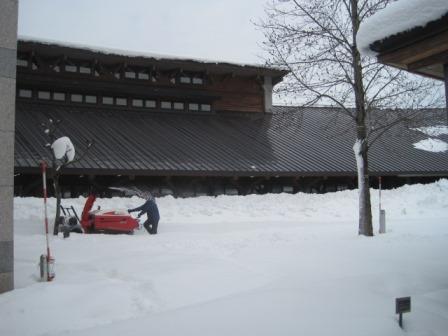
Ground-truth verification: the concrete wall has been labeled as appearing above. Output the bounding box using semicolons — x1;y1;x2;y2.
0;0;17;294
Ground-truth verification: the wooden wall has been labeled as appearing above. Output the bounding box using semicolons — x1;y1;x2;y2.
207;75;265;113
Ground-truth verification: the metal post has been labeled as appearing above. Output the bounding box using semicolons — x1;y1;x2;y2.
378;176;382;212
378;176;386;233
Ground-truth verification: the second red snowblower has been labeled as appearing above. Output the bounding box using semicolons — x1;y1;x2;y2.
80;194;139;234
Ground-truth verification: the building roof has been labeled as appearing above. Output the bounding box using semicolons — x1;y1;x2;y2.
18;37;288;84
357;0;448;56
357;0;448;80
15;101;448;177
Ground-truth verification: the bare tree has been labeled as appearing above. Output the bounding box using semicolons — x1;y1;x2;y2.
42;118;93;235
259;0;444;236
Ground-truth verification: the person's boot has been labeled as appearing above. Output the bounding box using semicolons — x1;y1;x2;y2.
144;222;151;234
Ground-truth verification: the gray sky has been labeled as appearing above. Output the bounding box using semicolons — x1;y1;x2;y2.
18;0;269;64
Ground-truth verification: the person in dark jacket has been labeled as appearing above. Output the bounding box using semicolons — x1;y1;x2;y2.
128;193;160;234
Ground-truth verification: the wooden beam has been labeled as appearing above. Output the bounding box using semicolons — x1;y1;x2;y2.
407;51;448;71
379;30;448;66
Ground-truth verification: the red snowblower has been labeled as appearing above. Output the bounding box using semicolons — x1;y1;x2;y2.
80;194;139;234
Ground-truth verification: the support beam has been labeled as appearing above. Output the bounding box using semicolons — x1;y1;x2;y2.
263;76;273;113
444;63;448;125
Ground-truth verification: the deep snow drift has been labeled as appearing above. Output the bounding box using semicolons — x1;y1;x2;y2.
2;180;448;336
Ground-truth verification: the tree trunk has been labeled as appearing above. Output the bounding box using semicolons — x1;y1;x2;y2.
53;175;61;235
353;139;373;236
351;0;373;236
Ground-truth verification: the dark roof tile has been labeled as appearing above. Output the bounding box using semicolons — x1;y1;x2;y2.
14;102;448;176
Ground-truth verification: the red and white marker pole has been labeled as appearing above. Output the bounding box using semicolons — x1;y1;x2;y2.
40;161;55;281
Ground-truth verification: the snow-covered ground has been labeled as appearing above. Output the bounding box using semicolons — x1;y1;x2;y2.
2;180;448;336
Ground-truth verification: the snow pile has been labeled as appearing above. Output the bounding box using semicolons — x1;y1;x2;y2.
357;0;448;55
3;180;448;336
51;136;75;162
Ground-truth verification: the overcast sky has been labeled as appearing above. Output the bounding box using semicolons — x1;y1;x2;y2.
18;0;270;64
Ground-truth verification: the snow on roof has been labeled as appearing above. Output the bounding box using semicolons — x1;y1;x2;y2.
414;125;448;137
412;125;448;153
413;138;448;153
357;0;448;56
18;35;280;72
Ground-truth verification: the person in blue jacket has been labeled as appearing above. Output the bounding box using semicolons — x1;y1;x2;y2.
128;193;160;234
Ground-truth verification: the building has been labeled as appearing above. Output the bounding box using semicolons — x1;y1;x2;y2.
14;38;448;198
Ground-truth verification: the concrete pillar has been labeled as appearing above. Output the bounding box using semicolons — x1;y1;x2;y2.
0;0;18;294
263;76;273;113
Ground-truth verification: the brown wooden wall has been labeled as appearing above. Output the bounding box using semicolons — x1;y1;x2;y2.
207;76;265;113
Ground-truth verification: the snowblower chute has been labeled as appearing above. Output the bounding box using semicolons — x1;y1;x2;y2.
80;194;139;234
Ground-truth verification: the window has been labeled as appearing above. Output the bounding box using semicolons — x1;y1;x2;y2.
38;91;51;100
17;59;28;67
65;65;77;73
173;102;184;110
18;89;32;98
138;72;149;80
283;186;294;193
145;100;156;108
85;95;97;104
125;71;136;79
132;99;143;107
192;77;203;85
188;103;199;111
116;98;127;106
201;104;211;112
179;76;191;84
71;94;83;103
102;96;114;105
79;66;91;74
161;101;172;109
53;92;66;101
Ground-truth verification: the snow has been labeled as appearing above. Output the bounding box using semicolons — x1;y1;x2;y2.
357;0;448;56
51;136;75;162
3;180;448;335
413;138;448;152
18;35;272;71
414;125;448;137
413;125;448;153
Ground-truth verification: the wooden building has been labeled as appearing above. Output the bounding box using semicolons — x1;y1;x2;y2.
14;38;448;197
